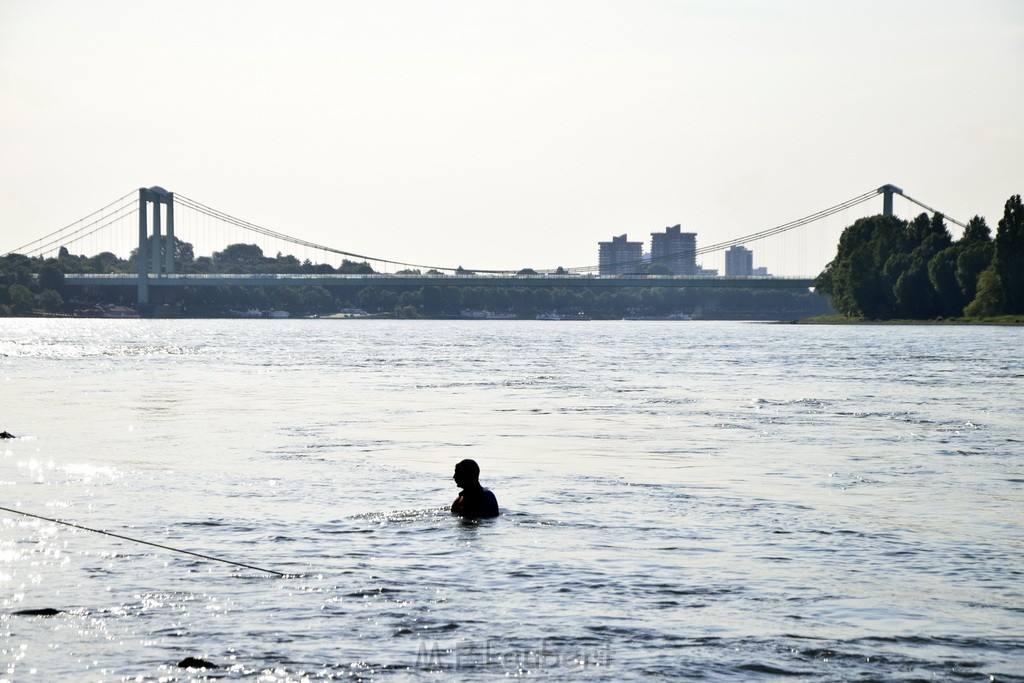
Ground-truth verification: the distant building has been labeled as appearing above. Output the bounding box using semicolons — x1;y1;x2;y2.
725;245;754;276
752;266;769;276
598;234;643;275
651;225;697;275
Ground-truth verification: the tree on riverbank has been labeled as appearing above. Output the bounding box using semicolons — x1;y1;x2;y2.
0;241;379;315
816;194;1022;319
965;194;1024;316
1;242;833;319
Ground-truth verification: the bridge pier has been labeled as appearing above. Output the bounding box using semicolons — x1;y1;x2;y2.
137;187;175;306
878;184;903;217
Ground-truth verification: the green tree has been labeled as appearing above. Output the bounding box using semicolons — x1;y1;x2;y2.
268;287;299;308
213;243;266;271
128;236;195;271
964;266;1003;317
193;256;214;273
955;241;994;304
86;251;128;273
817;215;906;318
927;247;964;316
38;289;63;313
818;212;978;319
275;253;303;272
394;304;420;318
993;194;1024;312
358;286;397;312
300;286;334;310
38;265;65;293
952;215;994;307
7;284;34;315
964;195;1024;316
174;237;196;270
419;285;455;314
894;214;951;318
337;259;374;274
961;215;991;243
300;259;335;274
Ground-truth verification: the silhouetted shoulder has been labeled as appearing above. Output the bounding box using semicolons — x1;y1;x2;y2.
451;486;499;519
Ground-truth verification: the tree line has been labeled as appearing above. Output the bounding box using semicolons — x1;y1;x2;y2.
0;240;830;319
816;194;1024;319
8;192;1022;320
0;242;374;316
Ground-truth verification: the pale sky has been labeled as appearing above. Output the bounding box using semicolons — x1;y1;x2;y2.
2;0;1022;276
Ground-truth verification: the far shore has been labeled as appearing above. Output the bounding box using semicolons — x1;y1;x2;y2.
793;314;1024;325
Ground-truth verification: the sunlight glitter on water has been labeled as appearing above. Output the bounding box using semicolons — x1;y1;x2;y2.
1;319;1022;680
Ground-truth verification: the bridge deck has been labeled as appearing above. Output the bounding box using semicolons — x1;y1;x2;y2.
63;273;816;289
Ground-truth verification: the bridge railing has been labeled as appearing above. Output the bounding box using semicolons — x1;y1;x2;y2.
61;272;817;290
64;272;812;282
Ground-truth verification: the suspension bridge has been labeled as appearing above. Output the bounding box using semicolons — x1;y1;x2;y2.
5;183;963;306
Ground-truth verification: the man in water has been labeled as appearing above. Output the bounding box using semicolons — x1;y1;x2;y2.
451;459;499;518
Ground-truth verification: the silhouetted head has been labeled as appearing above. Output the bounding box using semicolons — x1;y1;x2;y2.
453;459;481;488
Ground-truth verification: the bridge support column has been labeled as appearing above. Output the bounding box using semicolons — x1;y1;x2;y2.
164;199;175;275
878;184;903;217
151;198;162;275
136;186;175;307
137;189;149;305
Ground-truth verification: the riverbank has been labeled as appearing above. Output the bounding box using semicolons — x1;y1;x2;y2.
795;314;1024;325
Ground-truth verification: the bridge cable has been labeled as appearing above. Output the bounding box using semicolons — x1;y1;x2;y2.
900;193;967;228
180;189;882;276
562;189;880;274
5;190;139;256
20;207;140;259
27;186;963;274
175;194;474;274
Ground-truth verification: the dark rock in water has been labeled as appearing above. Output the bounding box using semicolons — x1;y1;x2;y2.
12;608;62;616
177;657;218;669
0;431;15;439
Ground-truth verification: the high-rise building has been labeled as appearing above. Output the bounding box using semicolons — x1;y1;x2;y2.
650;225;697;275
725;245;754;276
598;234;643;275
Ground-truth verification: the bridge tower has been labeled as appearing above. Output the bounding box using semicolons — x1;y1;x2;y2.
137;186;174;305
878;184;903;217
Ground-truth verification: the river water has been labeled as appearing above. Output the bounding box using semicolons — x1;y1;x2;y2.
1;319;1022;681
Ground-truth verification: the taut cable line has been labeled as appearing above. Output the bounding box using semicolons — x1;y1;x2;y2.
174;187;968;273
900;193;968;229
0;505;288;578
563;189;881;274
7;185;969;273
26;208;141;258
179;190;882;276
5;190;139;256
176;194;474;274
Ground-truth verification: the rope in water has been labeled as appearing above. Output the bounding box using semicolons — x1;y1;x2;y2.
0;505;287;577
